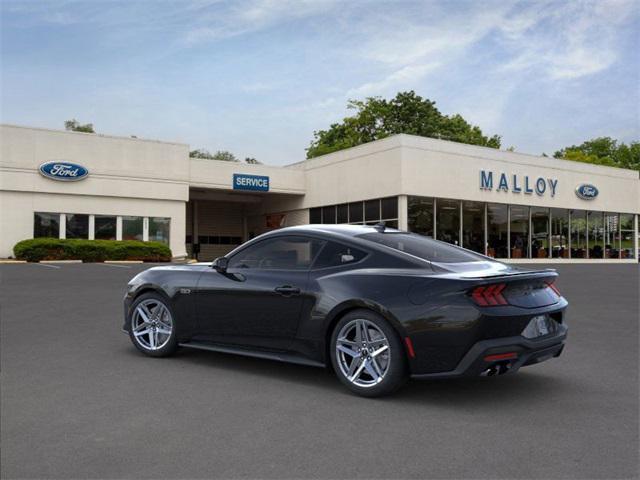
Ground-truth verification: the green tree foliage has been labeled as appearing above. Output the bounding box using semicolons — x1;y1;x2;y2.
554;137;640;171
189;149;239;162
64;119;95;133
306;91;501;158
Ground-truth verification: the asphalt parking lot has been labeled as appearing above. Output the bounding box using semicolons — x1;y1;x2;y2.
1;262;638;479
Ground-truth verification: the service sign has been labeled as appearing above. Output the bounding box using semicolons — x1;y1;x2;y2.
39;161;89;182
575;184;598;200
233;173;269;192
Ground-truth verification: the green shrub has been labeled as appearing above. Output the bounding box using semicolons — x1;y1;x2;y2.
13;238;172;262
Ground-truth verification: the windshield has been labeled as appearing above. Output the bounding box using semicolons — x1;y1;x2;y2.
358;232;488;264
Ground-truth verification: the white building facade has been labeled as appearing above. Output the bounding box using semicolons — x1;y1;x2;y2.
1;124;638;262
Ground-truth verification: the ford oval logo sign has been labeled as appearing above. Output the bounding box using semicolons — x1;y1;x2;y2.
575;184;598;200
39;161;89;182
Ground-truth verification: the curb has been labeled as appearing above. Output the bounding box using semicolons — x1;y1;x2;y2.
0;259;27;264
40;260;83;264
104;260;144;264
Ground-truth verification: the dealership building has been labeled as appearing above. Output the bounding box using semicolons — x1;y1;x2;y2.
1;123;638;262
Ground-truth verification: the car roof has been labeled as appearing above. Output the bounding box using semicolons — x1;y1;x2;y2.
267;224;401;238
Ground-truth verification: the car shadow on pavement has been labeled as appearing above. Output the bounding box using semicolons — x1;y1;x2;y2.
120;344;569;405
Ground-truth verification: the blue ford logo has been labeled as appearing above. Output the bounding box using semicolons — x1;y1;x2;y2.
575;184;598;200
39;161;89;182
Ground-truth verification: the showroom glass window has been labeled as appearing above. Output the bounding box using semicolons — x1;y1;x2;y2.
487;203;508;258
336;204;348;224
531;207;550;258
149;217;170;245
364;199;380;224
436;199;460;245
309;208;322;224
122;216;143;241
34;212;59;238
65;214;89;239
322;206;336;224
510;205;529;259
620;214;636;259
462;201;485;254
94;215;117;240
603;213;619;259
228;236;324;270
570;210;587;258
408;197;434;237
349;202;364;224
551;209;569;259
588;211;604;258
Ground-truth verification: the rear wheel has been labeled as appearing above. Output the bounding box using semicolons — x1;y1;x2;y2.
330;309;407;397
128;293;178;357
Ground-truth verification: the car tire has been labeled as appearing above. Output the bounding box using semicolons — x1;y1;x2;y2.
128;292;178;357
330;309;407;397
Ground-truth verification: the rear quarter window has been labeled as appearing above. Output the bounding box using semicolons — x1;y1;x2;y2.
313;241;367;269
358;232;485;263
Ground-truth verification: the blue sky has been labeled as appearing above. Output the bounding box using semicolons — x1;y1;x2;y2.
2;0;639;165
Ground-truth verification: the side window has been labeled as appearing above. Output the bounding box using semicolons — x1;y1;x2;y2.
313;241;367;269
227;236;324;270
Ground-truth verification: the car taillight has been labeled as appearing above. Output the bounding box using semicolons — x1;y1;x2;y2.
546;279;561;296
471;283;508;306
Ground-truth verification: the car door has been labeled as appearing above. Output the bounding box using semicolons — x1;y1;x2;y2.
194;235;325;351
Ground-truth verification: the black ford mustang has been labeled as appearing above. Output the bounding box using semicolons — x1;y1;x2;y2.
123;224;568;397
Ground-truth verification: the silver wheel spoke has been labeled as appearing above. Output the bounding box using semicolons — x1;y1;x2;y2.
337;344;359;357
134;328;151;337
136;306;151;324
371;345;388;357
349;358;367;382
363;358;381;382
156;327;171;336
133;322;149;332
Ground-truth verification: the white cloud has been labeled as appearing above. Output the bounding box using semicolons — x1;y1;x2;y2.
347;63;440;97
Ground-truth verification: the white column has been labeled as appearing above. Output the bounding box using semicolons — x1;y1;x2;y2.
88;215;95;240
397;195;408;231
143;217;149;242
116;216;123;241
634;214;639;260
59;213;66;239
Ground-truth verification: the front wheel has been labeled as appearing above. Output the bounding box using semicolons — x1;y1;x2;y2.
330;310;407;397
128;293;178;357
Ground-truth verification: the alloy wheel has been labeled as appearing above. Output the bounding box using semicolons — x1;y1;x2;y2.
131;298;173;351
335;319;391;388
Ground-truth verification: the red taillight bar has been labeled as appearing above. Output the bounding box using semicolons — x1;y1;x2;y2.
546;279;561;296
471;283;508;306
484;352;518;362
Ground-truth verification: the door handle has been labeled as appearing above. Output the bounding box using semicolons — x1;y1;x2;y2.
275;285;301;296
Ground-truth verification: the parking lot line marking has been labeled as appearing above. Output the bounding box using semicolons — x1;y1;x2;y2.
36;263;61;269
97;263;132;269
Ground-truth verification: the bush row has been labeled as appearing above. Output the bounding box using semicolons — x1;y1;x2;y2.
13;238;172;262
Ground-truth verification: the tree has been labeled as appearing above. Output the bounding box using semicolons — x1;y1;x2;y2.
554;137;640;172
64;119;94;133
189;149;239;162
306;91;501;158
244;157;262;164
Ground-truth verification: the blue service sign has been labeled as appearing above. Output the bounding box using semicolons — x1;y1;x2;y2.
39;161;89;182
233;173;269;192
575;184;598;200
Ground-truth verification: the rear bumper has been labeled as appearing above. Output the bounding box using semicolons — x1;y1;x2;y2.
411;324;567;379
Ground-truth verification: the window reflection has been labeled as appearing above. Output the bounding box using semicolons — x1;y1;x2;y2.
604;213;619;259
408;197;434;237
571;210;587;258
462;201;484;253
510;206;529;259
620;214;635;259
487;204;508;258
531;207;549;258
34;212;60;238
551;209;569;259
588;211;604;258
436;199;460;245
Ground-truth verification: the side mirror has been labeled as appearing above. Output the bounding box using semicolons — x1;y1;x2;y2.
211;256;228;273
